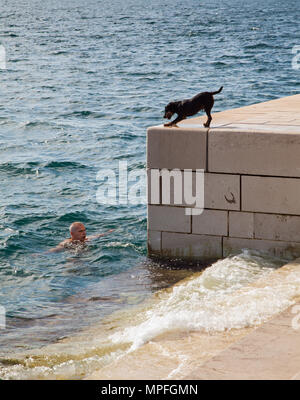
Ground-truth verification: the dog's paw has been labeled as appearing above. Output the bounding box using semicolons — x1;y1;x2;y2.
164;123;179;128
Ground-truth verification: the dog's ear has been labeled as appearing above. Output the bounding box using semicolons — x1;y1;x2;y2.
164;102;175;119
167;102;176;111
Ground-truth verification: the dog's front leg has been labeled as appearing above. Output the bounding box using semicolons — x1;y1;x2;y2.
164;115;185;127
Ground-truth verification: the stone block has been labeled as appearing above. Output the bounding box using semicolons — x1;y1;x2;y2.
208;130;300;177
147;205;191;233
161;232;222;261
148;171;240;211
255;213;300;242
192;209;228;236
242;176;300;215
229;211;254;238
147;126;207;170
223;237;300;260
205;173;240;210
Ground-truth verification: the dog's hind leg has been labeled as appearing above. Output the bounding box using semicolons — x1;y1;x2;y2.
203;106;212;128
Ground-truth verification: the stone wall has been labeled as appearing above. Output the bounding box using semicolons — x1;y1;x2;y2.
147;94;300;262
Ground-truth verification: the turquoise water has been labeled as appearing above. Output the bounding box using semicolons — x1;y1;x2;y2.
0;0;299;357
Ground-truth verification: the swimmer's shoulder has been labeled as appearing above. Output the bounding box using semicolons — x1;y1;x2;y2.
48;238;72;253
61;238;75;248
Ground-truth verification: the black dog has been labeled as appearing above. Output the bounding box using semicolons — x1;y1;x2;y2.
163;86;223;128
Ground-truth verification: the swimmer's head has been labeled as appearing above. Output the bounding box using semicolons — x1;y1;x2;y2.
69;222;86;242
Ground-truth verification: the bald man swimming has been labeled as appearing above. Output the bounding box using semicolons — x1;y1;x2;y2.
48;222;114;253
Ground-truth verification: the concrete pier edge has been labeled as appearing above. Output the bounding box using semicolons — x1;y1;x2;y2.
147;94;300;262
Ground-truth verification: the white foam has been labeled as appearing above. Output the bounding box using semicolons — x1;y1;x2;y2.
110;251;299;350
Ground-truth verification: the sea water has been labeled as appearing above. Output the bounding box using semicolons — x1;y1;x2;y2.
0;0;300;379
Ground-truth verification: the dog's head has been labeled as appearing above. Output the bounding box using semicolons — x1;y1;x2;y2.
164;102;177;119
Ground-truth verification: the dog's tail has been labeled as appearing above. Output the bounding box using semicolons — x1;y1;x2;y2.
210;86;223;95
